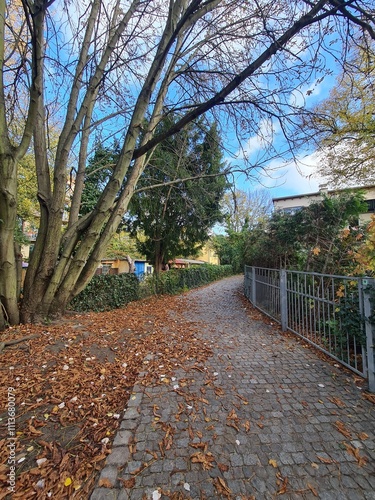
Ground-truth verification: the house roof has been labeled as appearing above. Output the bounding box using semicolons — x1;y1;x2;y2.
272;184;375;203
173;259;206;265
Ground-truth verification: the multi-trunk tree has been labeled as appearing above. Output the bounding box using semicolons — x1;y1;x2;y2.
1;0;375;328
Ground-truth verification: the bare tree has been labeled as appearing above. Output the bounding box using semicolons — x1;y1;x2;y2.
222;189;273;233
1;0;374;326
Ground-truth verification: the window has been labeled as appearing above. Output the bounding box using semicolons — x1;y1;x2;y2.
366;199;375;212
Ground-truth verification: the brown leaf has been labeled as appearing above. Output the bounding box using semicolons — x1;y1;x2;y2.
307;483;319;497
218;463;229;472
334;421;352;439
317;455;336;464
244;420;251;432
153;405;161;418
28;423;43;436
98;478;113;488
328;396;346;408
190;451;215;470
357;432;369;441
343;442;368;467
226;409;240;431
363;392;375;404
276;472;288;495
236;393;249;404
190;442;208;452
214;476;232;498
214;387;225;397
145;449;158;460
118;477;135;488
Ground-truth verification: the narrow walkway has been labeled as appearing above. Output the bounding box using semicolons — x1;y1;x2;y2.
91;276;375;500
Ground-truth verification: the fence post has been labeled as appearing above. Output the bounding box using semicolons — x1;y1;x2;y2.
251;267;256;305
363;278;375;393
280;269;288;332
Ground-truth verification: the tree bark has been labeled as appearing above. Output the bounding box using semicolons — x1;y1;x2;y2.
0;156;19;325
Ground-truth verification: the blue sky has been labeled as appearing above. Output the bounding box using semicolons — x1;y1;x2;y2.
228;75;334;200
223;29;348;201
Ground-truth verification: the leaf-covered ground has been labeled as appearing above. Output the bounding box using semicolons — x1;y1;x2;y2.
0;294;213;499
1;290;374;499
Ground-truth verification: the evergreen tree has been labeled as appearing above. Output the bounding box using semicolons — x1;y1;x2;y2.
127;119;228;272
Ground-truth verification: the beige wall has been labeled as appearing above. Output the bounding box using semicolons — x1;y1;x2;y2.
195;242;220;265
273;186;375;224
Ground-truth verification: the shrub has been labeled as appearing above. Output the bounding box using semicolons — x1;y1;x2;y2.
69;265;234;312
69;273;140;312
142;264;234;296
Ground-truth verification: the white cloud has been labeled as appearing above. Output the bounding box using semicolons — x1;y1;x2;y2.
247;151;328;197
234;118;281;161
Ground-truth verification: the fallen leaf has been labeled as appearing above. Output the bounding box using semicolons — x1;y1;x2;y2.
357;432;368;441
307;483;318;496
98;478;113;488
244;420;251;432
269;459;278;468
190;451;215;470
118;477;135;488
276;472;288;495
334;420;352;439
363;392;375;404
218;463;229;472
317;455;336;464
226;409;240;431
328;396;346;408
214;477;232;498
343;442;368;467
28;423;43;436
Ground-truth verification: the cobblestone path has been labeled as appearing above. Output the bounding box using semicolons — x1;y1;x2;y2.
91;275;375;500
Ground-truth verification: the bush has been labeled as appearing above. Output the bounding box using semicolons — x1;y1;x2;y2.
69;273;140;312
69;265;234;313
142;264;234;296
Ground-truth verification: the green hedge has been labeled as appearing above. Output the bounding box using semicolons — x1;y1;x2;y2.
69;265;233;312
141;264;234;296
69;273;140;312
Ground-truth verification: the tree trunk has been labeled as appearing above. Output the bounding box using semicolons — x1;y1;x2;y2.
154;240;165;275
0;156;20;325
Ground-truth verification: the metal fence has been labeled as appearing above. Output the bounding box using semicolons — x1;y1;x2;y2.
244;266;375;392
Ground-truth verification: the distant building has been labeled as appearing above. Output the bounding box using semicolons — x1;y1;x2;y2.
96;258;153;277
273;184;375;224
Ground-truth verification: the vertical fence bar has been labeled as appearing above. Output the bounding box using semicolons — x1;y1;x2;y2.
363;278;375;393
280;269;287;331
358;279;367;377
251;267;256;305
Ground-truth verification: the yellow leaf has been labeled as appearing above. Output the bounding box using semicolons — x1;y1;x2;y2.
269;459;278;468
312;247;321;256
64;478;72;487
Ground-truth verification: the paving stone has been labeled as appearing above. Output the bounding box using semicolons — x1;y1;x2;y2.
90;487;120;499
90;276;375;500
106;446;131;465
113;430;132;446
98;466;119;487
